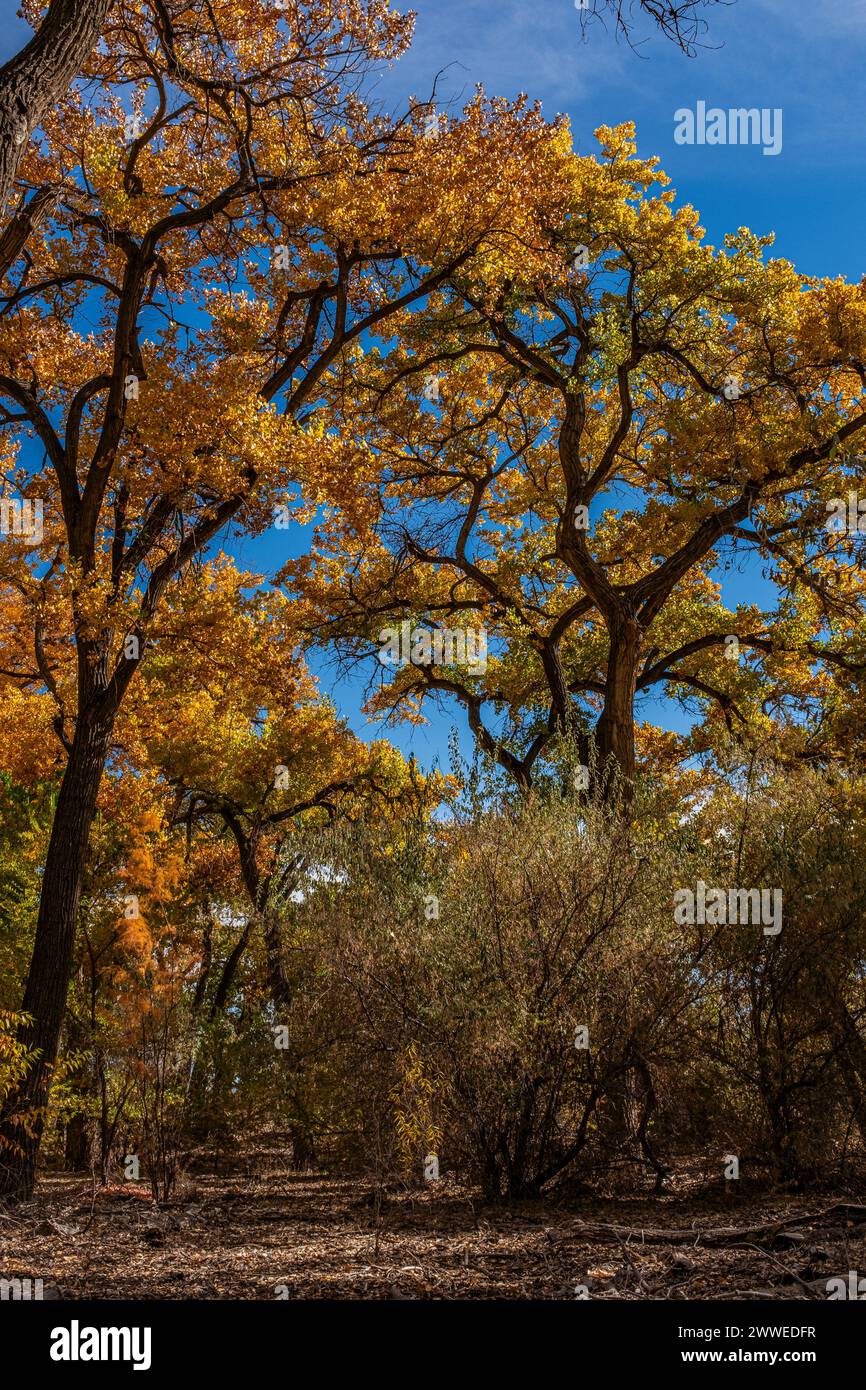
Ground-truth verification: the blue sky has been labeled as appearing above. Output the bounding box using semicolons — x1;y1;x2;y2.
369;0;866;280
297;0;866;766
3;0;865;771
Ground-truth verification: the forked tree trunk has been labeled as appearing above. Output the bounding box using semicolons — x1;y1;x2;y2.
0;703;114;1198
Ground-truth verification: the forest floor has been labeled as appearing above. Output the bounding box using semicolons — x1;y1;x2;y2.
2;1157;865;1300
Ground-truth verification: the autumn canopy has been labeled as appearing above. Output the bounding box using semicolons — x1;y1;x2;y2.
0;0;865;1217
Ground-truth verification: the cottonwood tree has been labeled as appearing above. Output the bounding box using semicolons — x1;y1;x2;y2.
0;0;568;1196
0;552;425;1170
287;126;866;793
132;557;435;1014
0;0;724;230
127;557;438;1161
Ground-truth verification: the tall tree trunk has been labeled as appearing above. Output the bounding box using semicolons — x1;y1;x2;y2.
263;909;292;1012
62;1005;93;1172
209;921;252;1020
596;615;641;790
0;703;114;1198
262;908;316;1167
63;1111;90;1172
823;989;866;1148
191;909;214;1015
0;0;111;211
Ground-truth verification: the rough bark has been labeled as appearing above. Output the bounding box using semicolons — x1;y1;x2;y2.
0;702;114;1198
595;614;642;790
0;0;112;211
